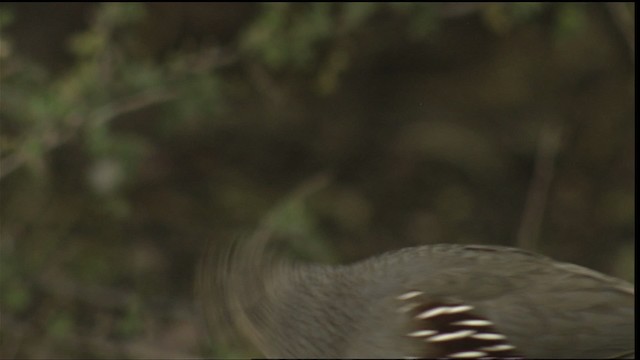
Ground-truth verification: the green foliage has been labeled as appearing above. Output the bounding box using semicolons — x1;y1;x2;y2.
3;282;30;313
0;3;226;189
263;185;337;263
0;2;633;358
240;3;443;71
341;2;378;31
0;256;32;315
2;4;147;181
0;7;14;28
509;2;545;20
406;3;440;39
240;3;335;70
47;312;75;339
481;2;546;34
116;296;144;337
554;3;588;39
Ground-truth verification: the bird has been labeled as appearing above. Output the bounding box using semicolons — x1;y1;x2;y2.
198;231;635;359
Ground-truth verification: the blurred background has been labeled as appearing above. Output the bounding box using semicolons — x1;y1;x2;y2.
0;3;634;358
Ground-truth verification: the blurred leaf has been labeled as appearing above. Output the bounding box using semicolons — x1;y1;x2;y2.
555;3;587;39
341;3;378;31
116;297;143;338
241;3;335;70
407;3;439;39
510;2;545;20
0;257;32;314
240;3;290;68
119;62;164;91
69;31;107;59
4;283;30;313
0;7;14;28
483;3;546;34
263;177;336;263
96;2;146;28
48;313;74;339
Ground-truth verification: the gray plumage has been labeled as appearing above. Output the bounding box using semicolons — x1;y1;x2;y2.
199;234;634;359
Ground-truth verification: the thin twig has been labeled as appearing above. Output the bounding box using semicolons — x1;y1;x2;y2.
0;89;177;181
516;122;563;250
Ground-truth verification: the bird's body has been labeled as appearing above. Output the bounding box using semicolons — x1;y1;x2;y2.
201;241;634;358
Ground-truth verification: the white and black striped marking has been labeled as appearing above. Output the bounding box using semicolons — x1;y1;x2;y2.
396;289;523;359
397;290;424;301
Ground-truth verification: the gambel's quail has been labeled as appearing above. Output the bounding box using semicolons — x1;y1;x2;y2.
199;232;635;359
